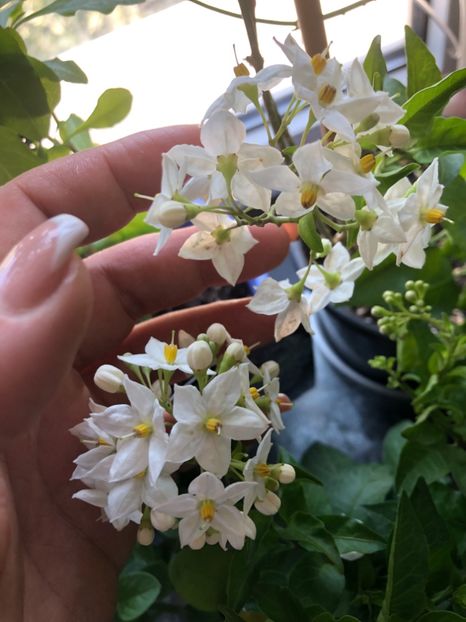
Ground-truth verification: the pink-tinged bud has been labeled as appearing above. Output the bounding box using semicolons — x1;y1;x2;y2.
389;124;411;148
206;322;228;346
260;360;280;379
277;393;293;412
187;340;213;371
94;364;125;393
254;491;281;515
276;464;296;485
137;526;155;546
150;510;176;532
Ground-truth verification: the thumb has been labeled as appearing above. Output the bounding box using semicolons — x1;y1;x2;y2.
0;215;92;439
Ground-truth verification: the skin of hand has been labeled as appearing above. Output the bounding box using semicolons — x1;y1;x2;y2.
0;127;289;622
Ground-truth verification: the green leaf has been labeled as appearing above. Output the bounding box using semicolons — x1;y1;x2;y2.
401;68;466;134
298;211;323;253
71;88;132;135
278;447;322;485
58;113;93;151
277;512;342;569
321;515;386;556
363;35;387;91
411;117;466;162
438;153;465;186
289;553;345;611
380;493;428;621
442;175;466;260
405;25;441;98
169;545;233;612
418;614;466;621
351;248;460;312
0;125;46;183
0;28;59;140
396;441;450;494
22;0;142;20
383;76;407;106
116;571;161;621
301;443;354;482
375;162;420;195
44;57;88;83
218;607;245;622
446;446;466;497
254;583;307;622
279;480;332;522
383;421;411;473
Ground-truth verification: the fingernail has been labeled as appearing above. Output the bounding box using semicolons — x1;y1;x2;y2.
0;214;89;312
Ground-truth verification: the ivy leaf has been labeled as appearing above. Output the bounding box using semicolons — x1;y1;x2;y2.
405;25;441;97
69;88;132;136
401;68;466;134
379;493;429;621
44;57;88;83
363;35;387;91
116;571;160;622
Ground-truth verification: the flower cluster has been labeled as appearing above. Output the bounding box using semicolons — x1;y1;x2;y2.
143;33;448;341
71;326;295;550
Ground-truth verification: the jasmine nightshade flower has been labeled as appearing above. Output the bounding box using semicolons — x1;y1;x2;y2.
243;429;274;512
178;212;257;285
299;242;365;309
119;336;192;374
247;276;314;342
91;376;169;486
166;367;269;476
153;472;256;550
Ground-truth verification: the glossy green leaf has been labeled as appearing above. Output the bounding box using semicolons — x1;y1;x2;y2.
418;614;466;621
0;125;46;183
405;25;441;98
70;88;132;135
401;68;466;134
383;76;407;105
301;443;354;482
116;571;160;621
380;493;428;621
396;441;450;494
21;0;142;21
254;583;307;622
442;175;466;260
44;57;88;83
363;35;387;91
169;545;233;612
321;515;386;556
375;162;420;195
411;117;466;162
383;421;411;473
298;211;323;253
59;113;93;151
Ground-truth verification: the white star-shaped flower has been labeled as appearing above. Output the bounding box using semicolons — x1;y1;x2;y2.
119;337;192;374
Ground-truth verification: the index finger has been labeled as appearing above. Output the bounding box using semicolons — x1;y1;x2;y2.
0;125;200;258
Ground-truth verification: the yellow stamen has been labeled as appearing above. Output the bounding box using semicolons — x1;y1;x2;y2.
97;437;110;446
254;463;271;478
205;417;222;433
318;84;336;106
164;343;178;364
423;208;444;224
300;182;319;209
199;499;216;522
133;423;152;438
249;387;260;400
234;62;249;77
359;154;376;174
311;53;326;75
134;469;147;479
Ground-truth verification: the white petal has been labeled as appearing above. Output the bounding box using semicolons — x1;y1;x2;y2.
189;472;225;499
109;437;148;482
248;165;299;193
212;243;245;285
179;514;204;548
317;193;355;220
247;278;289;315
166;423;202;464
274;302;303;341
293;142;331;184
201;110;245;156
204;367;242;415
173;384;205;424
179;231;218;260
196;432;231;476
221;406;269;440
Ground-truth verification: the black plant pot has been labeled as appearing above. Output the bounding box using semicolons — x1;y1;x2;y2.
279;305;413;463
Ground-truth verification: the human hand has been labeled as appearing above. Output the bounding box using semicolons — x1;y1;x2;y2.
0;128;289;621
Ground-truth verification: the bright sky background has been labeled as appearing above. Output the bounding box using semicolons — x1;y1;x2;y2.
56;0;411;144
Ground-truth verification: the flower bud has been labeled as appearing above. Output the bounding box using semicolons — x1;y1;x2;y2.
277;393;293;413
157;201;188;228
94;364;125;393
225;341;246;362
260;360;280;379
276;464;296;485
254;491;281;516
137;526;155;546
206;322;228;346
150;509;176;532
404;290;417;303
187;340;213;371
389;124;411;148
